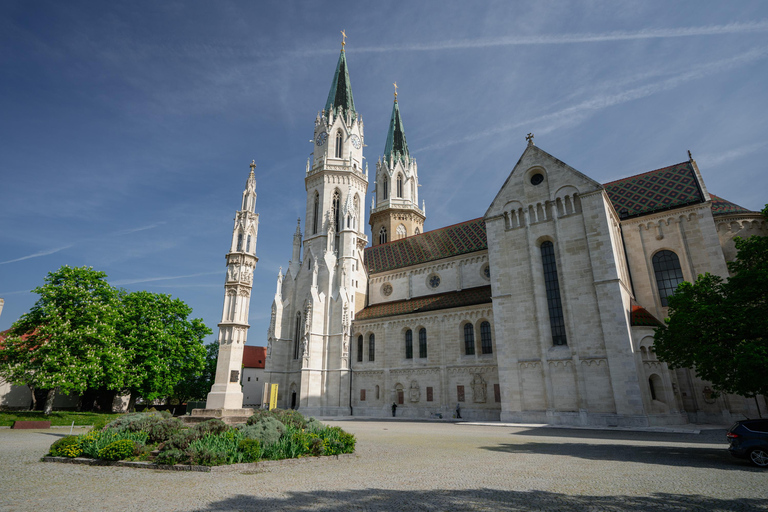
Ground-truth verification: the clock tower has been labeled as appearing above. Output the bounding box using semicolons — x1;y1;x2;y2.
369;88;425;246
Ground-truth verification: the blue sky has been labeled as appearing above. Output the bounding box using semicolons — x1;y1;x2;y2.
1;1;767;344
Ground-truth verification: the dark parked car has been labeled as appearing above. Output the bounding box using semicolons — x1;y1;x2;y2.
727;419;768;467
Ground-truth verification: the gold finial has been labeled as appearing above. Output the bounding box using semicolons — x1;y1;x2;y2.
526;133;535;146
250;159;256;172
687;149;693;161
341;30;347;51
393;82;398;102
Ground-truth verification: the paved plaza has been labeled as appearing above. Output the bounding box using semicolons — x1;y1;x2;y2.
0;420;765;511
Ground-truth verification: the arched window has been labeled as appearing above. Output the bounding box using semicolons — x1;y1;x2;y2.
480;321;493;354
379;227;388;245
418;328;427;358
312;191;319;234
357;335;363;362
396;224;406;240
405;329;413;359
541;241;567;346
335;131;343;158
333;190;341;233
382;176;388;200
237;233;243;251
368;334;375;362
397;174;403;198
415;227;420;235
463;323;475;355
246;234;251;252
293;313;302;359
652;250;684;307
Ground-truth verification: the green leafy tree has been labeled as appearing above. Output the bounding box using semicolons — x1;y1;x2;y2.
654;205;768;409
170;341;218;403
116;290;211;410
0;266;128;414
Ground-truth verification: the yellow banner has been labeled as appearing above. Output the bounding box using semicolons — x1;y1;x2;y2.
269;383;278;410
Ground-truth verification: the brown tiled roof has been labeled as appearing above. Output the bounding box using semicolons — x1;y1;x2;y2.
709;194;754;216
242;345;266;369
631;305;664;328
354;286;492;321
364;218;487;274
603;161;704;218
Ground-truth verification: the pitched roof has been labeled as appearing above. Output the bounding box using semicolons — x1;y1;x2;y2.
364;218;487;274
324;49;356;117
709;194;754;216
355;286;492;321
242;345;266;369
603;161;705;218
630;305;664;328
384;98;409;163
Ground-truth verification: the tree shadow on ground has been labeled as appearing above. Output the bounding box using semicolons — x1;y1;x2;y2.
193;488;768;511
509;426;728;444
482;441;763;472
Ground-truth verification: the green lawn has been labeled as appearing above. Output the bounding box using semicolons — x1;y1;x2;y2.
0;411;123;427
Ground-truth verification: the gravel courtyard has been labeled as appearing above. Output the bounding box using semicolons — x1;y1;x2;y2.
0;420;765;511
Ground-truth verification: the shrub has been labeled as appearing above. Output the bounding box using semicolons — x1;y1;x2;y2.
98;439;136;461
163;429;200;452
155;448;187;465
305;417;325;434
187;430;244;465
145;418;184;444
189;447;228;466
238;439;260;462
246;408;309;430
240;417;284;447
320;426;356;455
80;429;149;459
49;436;82;458
193;419;229;437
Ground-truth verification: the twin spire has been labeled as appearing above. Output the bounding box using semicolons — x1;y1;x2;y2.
324;32;409;163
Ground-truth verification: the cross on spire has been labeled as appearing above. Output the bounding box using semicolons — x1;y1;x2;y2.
340;30;347;50
526;133;535;146
393;82;398;102
250;159;256;172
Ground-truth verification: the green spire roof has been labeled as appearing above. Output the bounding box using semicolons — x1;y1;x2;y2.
324;49;356;116
384;98;409;163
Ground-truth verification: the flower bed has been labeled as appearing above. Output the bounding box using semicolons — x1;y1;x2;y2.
45;409;356;467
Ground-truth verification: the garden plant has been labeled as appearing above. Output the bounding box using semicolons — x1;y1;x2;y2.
45;409;355;467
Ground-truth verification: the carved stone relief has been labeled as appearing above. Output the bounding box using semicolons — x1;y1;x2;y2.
409;380;420;402
471;374;487;403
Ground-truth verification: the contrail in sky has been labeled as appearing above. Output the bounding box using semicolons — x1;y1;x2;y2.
112;271;221;286
0;245;73;265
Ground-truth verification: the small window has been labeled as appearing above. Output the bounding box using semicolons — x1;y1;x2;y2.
293;313;302;359
375;385;380;400
382;175;388;200
397;174;403;198
247;377;251;382
246;234;251;252
464;323;475;355
405;329;413;359
530;173;544;185
333;190;341;233
335;131;343;158
429;274;440;289
418;328;427;358
541;241;567;346
457;385;465;402
237;234;243;251
312;191;319;234
379;227;388;245
480;321;493;354
360;389;366;401
369;334;375;362
426;387;433;402
494;383;501;402
357;335;363;362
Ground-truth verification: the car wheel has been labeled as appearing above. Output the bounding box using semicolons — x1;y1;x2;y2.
748;448;768;468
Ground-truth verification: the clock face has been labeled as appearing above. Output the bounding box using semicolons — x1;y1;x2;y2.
350;134;361;149
315;132;328;146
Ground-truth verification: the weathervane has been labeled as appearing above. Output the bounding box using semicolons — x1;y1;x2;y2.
341;30;347;51
526;133;535;146
393;82;398;102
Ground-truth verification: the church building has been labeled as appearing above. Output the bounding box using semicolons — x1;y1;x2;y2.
264;42;766;427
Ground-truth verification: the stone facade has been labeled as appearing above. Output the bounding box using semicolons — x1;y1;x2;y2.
264;44;767;426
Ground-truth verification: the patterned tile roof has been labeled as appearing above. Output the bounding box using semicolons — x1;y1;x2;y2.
354;286;492;321
709;194;754;216
630;305;664;328
364;218;487;274
603;161;704;218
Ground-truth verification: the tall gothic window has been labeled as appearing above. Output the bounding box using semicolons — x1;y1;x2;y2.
368;334;375;362
353;195;359;230
312;191;319;234
335;131;343;158
418;328;427;358
382;176;388;200
357;335;363;362
480;321;493;354
652;250;684;307
397;174;403;198
246;234;251;252
396;224;406;239
464;323;475;355
541;241;567;346
405;329;413;359
237;233;243;251
333;190;341;232
293;313;302;359
379;227;388;245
